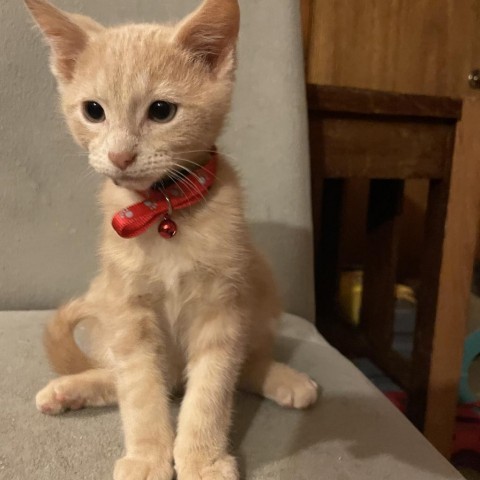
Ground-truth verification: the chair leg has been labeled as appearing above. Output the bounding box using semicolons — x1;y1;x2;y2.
409;178;451;434
411;98;480;457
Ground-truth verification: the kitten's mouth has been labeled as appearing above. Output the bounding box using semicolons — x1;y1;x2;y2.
112;168;184;192
106;151;213;193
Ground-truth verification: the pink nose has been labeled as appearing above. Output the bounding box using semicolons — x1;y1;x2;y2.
108;151;137;171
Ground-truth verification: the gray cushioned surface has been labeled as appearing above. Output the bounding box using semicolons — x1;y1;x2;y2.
0;311;463;479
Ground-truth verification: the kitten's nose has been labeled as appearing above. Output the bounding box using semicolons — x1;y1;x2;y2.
108;151;137;171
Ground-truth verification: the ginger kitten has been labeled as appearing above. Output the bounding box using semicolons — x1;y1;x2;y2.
24;1;318;479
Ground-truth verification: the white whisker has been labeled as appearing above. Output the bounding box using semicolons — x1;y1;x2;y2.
169;162;204;184
76;166;97;188
170;170;206;203
169;161;216;202
175;149;239;163
166;174;201;210
171;157;223;185
169;170;213;214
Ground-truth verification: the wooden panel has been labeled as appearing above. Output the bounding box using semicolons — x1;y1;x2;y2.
307;0;478;97
309;115;455;179
301;0;312;65
423;97;480;456
307;84;462;119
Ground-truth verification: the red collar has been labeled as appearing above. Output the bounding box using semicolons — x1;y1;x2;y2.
112;151;218;239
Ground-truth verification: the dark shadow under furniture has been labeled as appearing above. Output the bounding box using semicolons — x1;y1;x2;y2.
308;84;480;457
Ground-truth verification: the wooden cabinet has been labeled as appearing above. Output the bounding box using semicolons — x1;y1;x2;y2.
303;1;480;455
302;0;480;274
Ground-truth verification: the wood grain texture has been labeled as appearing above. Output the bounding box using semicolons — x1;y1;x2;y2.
304;2;480;453
308;83;466;452
304;0;480;270
307;0;478;97
409;177;453;435
307;84;462;119
423;97;480;456
310;115;455;179
301;0;313;66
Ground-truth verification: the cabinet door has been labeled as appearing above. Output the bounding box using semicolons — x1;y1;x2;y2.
304;0;480;97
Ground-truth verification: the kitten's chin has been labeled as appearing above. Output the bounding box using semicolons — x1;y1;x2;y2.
111;177;154;192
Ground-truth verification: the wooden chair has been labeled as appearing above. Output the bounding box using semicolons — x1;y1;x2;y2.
308;83;480;456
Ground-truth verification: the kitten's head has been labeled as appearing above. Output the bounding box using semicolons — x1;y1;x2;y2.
25;0;240;190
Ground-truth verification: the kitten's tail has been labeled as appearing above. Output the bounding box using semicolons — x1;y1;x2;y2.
44;298;96;375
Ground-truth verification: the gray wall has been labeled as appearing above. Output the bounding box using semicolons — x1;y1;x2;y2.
0;0;315;321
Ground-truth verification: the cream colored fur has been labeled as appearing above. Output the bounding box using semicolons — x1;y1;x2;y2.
24;1;318;479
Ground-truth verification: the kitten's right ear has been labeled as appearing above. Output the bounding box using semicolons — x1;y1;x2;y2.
24;0;103;82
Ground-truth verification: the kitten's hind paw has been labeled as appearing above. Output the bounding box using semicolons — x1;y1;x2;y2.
36;369;117;415
269;369;318;409
241;360;318;410
36;378;85;415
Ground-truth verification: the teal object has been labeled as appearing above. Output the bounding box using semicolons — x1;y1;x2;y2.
459;330;480;404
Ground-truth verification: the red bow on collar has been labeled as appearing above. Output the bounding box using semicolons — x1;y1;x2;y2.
112;151;218;239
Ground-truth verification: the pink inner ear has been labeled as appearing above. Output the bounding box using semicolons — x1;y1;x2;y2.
175;0;240;70
25;0;88;81
49;24;88;81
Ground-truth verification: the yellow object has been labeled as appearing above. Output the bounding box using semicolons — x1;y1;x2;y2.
339;270;416;326
339;271;364;326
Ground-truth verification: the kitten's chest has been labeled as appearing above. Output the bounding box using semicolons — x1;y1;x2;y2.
127;233;204;320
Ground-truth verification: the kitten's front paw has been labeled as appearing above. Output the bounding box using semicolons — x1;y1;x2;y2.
114;456;174;480
176;454;238;480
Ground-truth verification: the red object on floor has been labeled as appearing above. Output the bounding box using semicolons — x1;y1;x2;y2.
453;403;480;456
385;391;480;467
385;391;407;413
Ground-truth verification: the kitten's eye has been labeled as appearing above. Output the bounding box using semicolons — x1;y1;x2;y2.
148;101;177;123
83;101;106;123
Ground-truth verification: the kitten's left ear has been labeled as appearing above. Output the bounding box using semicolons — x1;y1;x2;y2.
24;0;103;82
174;0;240;76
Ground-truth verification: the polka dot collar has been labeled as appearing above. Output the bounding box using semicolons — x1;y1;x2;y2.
112;150;218;239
